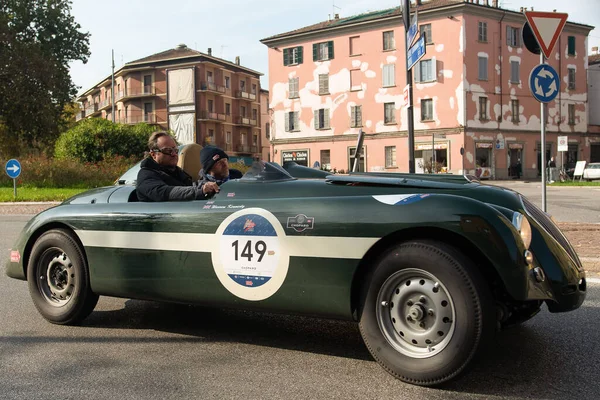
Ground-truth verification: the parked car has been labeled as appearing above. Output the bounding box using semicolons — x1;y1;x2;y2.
583;162;600;181
5;144;586;387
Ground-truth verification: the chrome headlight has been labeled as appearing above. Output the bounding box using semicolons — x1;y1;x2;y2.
512;212;532;249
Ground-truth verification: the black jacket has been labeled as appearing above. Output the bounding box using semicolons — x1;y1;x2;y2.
136;157;207;202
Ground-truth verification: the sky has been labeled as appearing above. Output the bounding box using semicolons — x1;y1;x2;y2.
68;0;600;97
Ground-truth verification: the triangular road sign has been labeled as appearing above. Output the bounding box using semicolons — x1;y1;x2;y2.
524;11;568;59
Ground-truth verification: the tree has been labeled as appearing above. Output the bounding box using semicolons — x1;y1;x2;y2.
0;0;90;157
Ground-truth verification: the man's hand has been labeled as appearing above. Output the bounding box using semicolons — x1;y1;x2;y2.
202;182;220;195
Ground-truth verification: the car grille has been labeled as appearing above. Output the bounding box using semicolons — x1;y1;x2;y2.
521;196;582;270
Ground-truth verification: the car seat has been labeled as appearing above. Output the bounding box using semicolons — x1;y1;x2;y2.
178;143;203;180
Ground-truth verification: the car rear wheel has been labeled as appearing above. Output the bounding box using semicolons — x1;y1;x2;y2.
358;240;495;386
27;229;98;325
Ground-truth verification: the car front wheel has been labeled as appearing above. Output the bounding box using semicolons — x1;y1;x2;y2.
27;229;99;325
358;240;495;386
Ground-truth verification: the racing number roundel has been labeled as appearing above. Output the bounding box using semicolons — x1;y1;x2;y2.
212;208;289;301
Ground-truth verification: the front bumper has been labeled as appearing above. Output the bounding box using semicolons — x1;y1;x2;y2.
520;196;586;313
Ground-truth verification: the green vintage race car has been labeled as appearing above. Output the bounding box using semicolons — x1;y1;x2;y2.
5;149;586;387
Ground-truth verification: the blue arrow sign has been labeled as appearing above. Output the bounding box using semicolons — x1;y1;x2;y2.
529;64;560;103
407;35;426;71
5;159;21;179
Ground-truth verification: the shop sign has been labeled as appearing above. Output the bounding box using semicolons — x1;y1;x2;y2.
415;143;447;151
282;150;309;166
476;142;493;149
495;139;505;150
508;143;523;149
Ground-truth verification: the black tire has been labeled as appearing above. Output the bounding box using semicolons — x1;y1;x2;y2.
27;229;99;325
358;240;495;386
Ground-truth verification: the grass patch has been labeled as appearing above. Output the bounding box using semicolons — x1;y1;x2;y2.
548;180;600;186
0;187;90;202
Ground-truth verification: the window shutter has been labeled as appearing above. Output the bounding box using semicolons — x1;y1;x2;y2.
314;110;319;129
506;26;511;46
351;106;356;127
324;109;330;129
328;41;334;60
357;106;362;126
294;78;299;97
283;48;289;66
298;46;303;64
431;57;437;81
285;112;290;132
568;36;575;55
294;112;299;130
313;44;318;61
414;61;421;83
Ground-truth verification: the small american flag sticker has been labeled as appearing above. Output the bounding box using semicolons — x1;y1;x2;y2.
245;280;254;286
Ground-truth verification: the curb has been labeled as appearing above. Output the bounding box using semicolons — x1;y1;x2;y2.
0;202;61;205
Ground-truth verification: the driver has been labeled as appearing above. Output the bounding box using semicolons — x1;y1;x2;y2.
198;145;242;197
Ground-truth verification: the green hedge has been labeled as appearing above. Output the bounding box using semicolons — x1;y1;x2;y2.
55;119;156;163
0;154;139;188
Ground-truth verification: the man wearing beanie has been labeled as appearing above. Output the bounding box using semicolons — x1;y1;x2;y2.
197;145;239;198
136;131;219;201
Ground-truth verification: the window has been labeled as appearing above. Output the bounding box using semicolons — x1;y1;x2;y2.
313;41;334;61
225;76;230;89
568;36;576;56
420;24;432;44
253;134;258;146
349;36;361;56
320;149;331;170
385;146;397;168
478;22;487;42
478;56;488;80
285;111;299;132
252;84;257;95
207;129;214;142
351;105;362;128
314;108;330;129
319;74;329;95
511;100;519;122
240;80;246;91
289;77;299;98
241;105;246;117
421;99;433;121
208;99;213;112
283;46;304;66
568;68;576;89
252;108;257;121
506;26;520;47
226;131;232;144
384;103;395;124
265;123;270;139
415;59;436;82
479;97;488;120
382;64;395;87
241;132;247;145
568;104;575;125
225;103;231;115
510;61;520;83
207;71;213;83
383;31;395;51
350;69;361;91
348;147;365;172
143;75;152;92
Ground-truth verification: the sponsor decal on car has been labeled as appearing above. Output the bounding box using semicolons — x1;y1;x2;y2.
372;194;431;205
287;214;315;233
10;250;20;263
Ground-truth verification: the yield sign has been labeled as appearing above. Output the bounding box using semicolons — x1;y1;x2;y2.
524;11;568;59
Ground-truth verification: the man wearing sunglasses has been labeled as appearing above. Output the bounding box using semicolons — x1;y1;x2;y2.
136;131;218;201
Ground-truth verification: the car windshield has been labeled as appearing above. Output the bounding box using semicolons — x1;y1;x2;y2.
240;160;294;182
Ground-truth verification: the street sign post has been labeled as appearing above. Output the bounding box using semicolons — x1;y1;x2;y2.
407;10;418;48
558;136;568;178
5;159;22;198
407;36;426;71
523;10;568;212
402;0;416;173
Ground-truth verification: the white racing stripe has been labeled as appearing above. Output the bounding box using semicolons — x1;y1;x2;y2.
76;230;379;259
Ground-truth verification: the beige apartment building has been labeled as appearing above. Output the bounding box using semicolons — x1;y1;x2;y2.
76;44;268;164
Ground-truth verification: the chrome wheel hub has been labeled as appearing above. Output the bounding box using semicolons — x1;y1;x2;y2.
39;250;75;306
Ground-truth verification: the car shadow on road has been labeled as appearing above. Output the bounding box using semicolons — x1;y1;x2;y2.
82;300;600;398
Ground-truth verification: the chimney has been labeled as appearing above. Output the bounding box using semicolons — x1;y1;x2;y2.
235;56;240;65
208;47;212;56
334;13;339;19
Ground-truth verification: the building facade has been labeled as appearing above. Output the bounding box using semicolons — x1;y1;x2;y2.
588;53;600;161
76;44;266;164
260;0;597;178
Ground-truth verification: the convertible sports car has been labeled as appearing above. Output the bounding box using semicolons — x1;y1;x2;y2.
5;144;586;386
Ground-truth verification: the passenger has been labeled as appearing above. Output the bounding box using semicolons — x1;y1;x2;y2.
136;131;219;201
197;145;242;198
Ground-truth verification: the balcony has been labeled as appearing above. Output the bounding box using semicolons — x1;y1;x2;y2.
235;145;258;154
198;110;226;122
117;113;158;125
224;143;233;152
199;81;226;94
75;111;85;122
115;85;157;101
235;90;257;101
234;116;257;126
84;103;99;117
98;98;112;111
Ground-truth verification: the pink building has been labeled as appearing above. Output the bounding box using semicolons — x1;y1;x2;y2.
260;0;597;178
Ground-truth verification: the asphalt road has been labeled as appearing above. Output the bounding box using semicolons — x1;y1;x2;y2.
1;215;599;399
486;181;600;223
